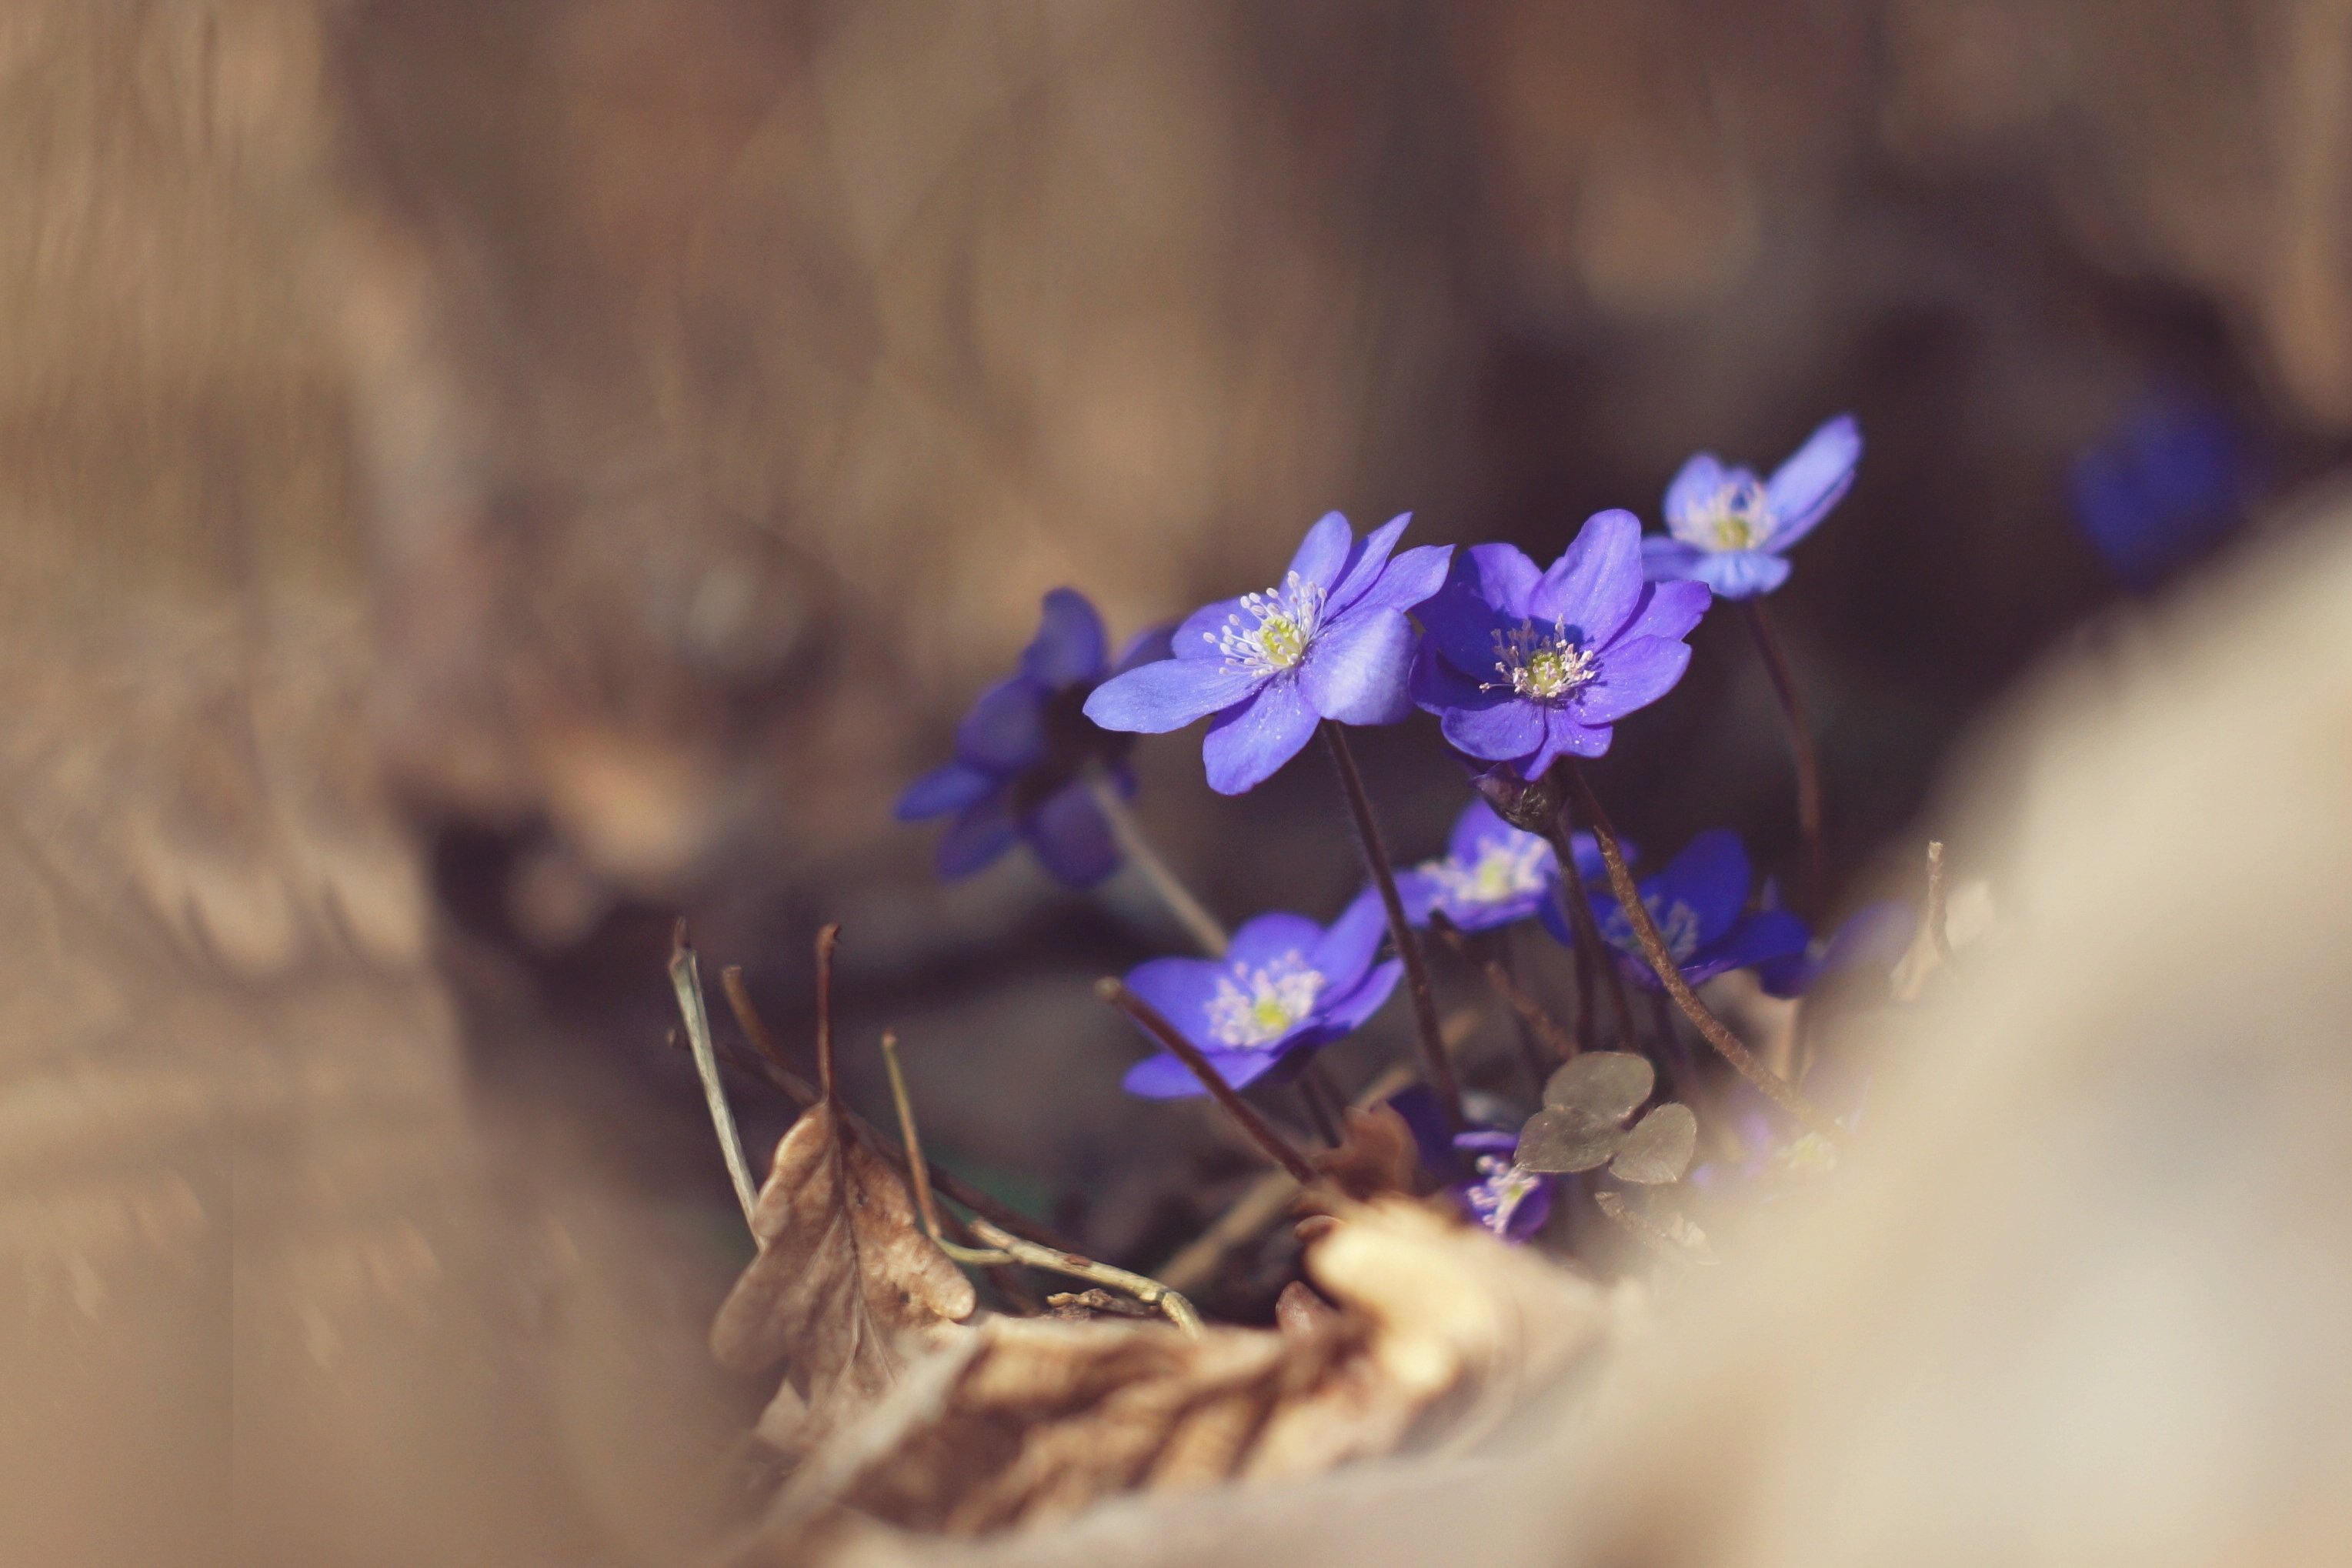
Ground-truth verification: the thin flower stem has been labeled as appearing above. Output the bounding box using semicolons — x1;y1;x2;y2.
718;962;1088;1255
1298;1061;1346;1148
1648;989;1697;1098
1742;599;1824;918
1097;977;1319;1184
1319;722;1463;1130
1540;792;1636;1052
669;922;759;1232
1562;764;1847;1146
1086;772;1230;957
878;1028;1201;1336
1428;909;1576;1066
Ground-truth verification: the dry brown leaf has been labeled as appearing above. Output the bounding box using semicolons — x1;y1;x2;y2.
1310;1104;1422;1201
709;1099;977;1446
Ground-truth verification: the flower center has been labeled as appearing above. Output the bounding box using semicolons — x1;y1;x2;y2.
1466;1154;1543;1238
1686;475;1773;552
1205;952;1324;1049
1211;572;1324;676
1483;619;1599;702
1603;896;1704;963
1429;836;1550;909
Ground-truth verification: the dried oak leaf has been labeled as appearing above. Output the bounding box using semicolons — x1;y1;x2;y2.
1310;1104;1421;1201
709;1099;977;1447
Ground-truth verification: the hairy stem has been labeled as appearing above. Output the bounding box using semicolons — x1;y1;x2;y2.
1321;722;1463;1129
1097;978;1318;1183
1743;599;1824;917
1540;792;1636;1051
1086;772;1230;956
1563;764;1845;1146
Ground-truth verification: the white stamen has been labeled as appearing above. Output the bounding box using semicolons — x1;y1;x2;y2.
1480;618;1600;702
1206;570;1324;676
1205;951;1325;1049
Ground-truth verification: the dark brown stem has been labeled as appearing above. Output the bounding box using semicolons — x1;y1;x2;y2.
1562;763;1846;1146
1429;910;1576;1066
1320;722;1463;1129
1097;978;1318;1183
1298;1061;1346;1148
1742;599;1824;918
1541;793;1636;1051
812;922;840;1098
718;961;1087;1255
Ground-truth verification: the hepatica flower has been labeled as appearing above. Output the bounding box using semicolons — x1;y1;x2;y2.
1756;899;1914;1000
2068;394;2253;591
1544;829;1807;992
1643;414;1861;599
1119;894;1400;1098
1394;797;1608;932
1391;1085;1555;1244
1083;512;1453;794
1413;510;1710;779
896;589;1170;887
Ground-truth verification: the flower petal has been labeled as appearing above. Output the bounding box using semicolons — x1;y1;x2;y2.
1572;634;1692;725
1124;953;1226;1039
1763;414;1861;549
1453;542;1541;616
936;795;1019;879
1286;511;1356;592
1202;679;1319;794
1344;540;1453;617
1613;579;1711;646
1325;512;1410;616
1388;1084;1465;1180
1530;510;1644;642
1021;588;1108;686
1690;549;1792;599
1226;910;1329;970
1025;779;1117;888
1306;958;1402;1040
1663;452;1726;532
956;677;1048;770
1113;621;1176;675
1393;867;1440;927
1415;582;1511;677
1311;886;1390;993
896;761;996;822
1523;709;1612;776
1085;658;1259;733
1299;607;1417;725
1123;1047;1284;1099
1446;797;1514;865
1642;535;1706;583
1440;695;1545;764
1684;908;1811;986
1653;829;1751;944
1174;596;1247;661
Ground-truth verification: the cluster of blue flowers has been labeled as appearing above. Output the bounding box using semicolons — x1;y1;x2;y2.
899;415;1880;1242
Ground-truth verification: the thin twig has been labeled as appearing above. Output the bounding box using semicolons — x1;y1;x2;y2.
1297;1061;1346;1148
669;922;759;1231
1321;722;1463;1129
1085;772;1229;956
718;962;1087;1255
812;922;840;1097
1429;909;1576;1066
1097;978;1319;1183
1743;599;1824;918
1562;764;1846;1146
876;1029;1202;1335
1542;793;1636;1051
1925;839;1953;964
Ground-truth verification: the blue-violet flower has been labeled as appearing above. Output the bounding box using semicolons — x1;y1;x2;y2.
896;589;1170;887
1083;512;1453;794
1391;1085;1555;1244
1756;899;1914;999
1643;414;1861;599
1394;797;1608;932
1412;509;1710;779
2068;393;2252;591
1543;828;1808;992
1118;893;1400;1098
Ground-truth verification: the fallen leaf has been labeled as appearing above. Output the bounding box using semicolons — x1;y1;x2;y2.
1311;1104;1420;1200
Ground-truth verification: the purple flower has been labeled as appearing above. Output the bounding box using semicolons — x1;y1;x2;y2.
896;589;1170;888
1543;829;1808;992
2068;394;2252;591
1412;511;1710;779
1391;1085;1555;1244
1118;893;1401;1098
1756;899;1914;999
1395;797;1610;932
1083;512;1453;795
1643;415;1861;599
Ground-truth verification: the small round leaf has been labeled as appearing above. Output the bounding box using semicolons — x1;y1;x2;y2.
1609;1103;1697;1184
1516;1107;1626;1173
1542;1052;1655;1128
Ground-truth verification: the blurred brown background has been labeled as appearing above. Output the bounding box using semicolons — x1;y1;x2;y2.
4;2;2351;1560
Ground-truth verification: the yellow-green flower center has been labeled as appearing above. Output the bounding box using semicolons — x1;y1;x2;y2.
1206;952;1324;1049
1484;619;1600;703
1212;571;1325;676
1256;613;1306;669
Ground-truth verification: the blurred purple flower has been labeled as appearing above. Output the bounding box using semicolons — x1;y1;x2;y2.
1391;1085;1555;1244
1083;512;1453;794
1756;899;1914;999
1544;829;1807;992
1412;511;1710;779
1643;414;1861;599
2068;395;2252;590
1394;797;1608;932
1119;894;1402;1099
896;589;1169;888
